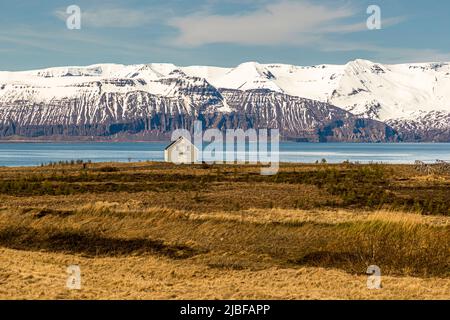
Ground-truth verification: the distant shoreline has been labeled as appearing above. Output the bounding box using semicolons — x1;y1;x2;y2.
0;139;170;143
0;140;449;144
0;137;449;144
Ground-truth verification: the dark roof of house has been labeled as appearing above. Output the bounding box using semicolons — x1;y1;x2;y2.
164;136;184;150
165;136;199;151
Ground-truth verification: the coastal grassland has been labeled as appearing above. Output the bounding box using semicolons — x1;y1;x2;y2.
0;162;448;299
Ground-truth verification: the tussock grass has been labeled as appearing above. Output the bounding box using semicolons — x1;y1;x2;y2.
0;162;448;299
0;203;447;277
297;218;449;277
0;162;448;214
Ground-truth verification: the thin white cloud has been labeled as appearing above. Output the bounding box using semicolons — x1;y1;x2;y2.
168;0;405;47
0;28;167;58
169;0;357;46
319;16;407;34
320;40;450;63
54;6;155;28
7;0;444;66
0;33;69;53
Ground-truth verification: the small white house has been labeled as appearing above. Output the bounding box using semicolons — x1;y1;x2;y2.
164;136;199;164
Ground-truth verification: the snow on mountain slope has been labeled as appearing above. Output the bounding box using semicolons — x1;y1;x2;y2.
328;60;450;120
180;65;229;83
0;62;397;142
0;63;218;101
182;60;450;124
112;63;180;80
0;59;449;141
183;60;450;141
181;62;344;101
0;63;229;130
200;62;283;93
6;59;449;124
11;64;124;78
387;111;450;142
181;62;343;100
261;63;344;102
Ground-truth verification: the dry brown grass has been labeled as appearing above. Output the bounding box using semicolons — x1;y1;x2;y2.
1;247;449;300
0;162;448;300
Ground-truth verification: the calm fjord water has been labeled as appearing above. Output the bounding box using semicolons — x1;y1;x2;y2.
0;142;449;167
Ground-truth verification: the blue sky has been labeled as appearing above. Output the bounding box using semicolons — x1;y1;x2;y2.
1;0;450;70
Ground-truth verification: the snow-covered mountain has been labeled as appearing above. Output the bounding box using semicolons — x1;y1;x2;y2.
0;59;448;141
184;60;450;141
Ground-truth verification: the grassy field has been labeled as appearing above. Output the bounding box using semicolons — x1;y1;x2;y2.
0;162;448;299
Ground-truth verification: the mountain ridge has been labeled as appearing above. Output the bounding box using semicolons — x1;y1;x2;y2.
0;59;448;142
